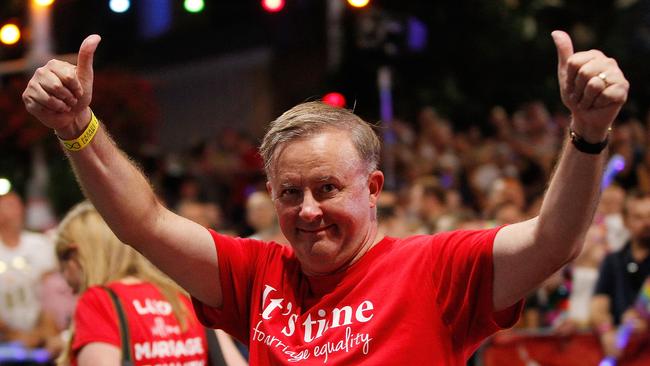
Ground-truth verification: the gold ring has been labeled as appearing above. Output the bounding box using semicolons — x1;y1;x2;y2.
597;72;609;85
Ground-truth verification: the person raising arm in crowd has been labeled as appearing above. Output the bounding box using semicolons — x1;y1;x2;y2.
22;30;628;364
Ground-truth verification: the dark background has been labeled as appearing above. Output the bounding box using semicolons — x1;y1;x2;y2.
3;0;650;125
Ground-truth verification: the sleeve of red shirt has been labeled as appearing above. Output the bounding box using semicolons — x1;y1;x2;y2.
430;226;524;357
191;229;265;343
72;287;121;354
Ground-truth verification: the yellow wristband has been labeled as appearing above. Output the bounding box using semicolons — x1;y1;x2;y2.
59;111;100;151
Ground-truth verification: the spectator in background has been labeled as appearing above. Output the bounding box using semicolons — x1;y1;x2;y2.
0;189;61;355
376;190;419;237
591;192;650;360
567;222;609;329
407;176;448;232
598;184;629;252
635;149;650;195
176;199;240;244
492;202;525;226
245;191;287;244
177;200;222;230
55;202;214;365
520;269;571;330
483;177;527;222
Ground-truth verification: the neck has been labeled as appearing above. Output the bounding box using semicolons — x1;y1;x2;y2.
347;222;382;267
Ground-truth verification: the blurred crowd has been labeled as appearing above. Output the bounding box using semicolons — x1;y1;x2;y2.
3;99;650;363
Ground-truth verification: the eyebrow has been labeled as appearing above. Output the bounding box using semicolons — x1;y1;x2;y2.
279;182;298;190
277;175;338;189
315;176;333;183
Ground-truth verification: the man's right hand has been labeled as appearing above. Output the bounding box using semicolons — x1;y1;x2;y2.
22;35;101;139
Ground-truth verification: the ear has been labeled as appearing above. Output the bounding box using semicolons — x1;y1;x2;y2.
266;181;273;198
368;170;384;208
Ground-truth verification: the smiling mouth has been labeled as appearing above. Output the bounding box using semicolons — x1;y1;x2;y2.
298;225;333;233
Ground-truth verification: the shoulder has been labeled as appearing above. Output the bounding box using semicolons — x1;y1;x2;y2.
397;227;502;251
433;227;503;243
72;287;121;353
210;229;294;260
74;286;120;338
77;286;115;310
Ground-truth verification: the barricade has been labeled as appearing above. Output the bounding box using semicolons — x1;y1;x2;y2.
477;329;650;366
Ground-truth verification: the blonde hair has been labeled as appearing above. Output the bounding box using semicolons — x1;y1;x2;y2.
259;101;381;177
55;202;190;365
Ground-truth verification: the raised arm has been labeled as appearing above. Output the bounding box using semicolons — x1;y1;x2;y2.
22;35;222;307
492;31;629;310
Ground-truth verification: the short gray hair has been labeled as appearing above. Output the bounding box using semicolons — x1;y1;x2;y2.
260;101;381;177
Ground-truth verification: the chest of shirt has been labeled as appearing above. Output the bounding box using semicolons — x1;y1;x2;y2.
244;252;449;364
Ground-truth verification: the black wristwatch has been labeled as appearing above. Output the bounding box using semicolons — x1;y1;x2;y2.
569;127;610;154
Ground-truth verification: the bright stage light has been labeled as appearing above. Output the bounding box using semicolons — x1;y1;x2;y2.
0;24;20;45
0;178;12;196
348;0;370;8
323;92;346;108
109;0;130;13
184;0;205;13
34;0;55;7
262;0;285;13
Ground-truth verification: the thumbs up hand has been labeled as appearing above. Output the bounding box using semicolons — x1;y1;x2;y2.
23;35;101;137
552;30;629;143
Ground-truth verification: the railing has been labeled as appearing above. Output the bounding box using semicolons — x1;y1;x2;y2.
476;329;650;366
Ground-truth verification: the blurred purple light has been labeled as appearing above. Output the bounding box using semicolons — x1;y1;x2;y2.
601;154;625;190
139;0;172;39
599;358;616;366
31;348;51;362
407;17;427;52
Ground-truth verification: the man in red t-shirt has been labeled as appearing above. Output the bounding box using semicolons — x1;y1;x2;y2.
23;30;628;364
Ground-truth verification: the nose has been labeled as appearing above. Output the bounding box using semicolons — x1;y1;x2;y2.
299;190;322;222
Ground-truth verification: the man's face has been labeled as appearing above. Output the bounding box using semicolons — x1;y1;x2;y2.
267;130;383;275
625;197;650;248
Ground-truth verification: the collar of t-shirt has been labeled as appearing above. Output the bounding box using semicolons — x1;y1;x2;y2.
303;236;392;298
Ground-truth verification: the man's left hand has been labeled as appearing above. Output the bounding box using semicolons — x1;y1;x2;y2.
552;30;629;143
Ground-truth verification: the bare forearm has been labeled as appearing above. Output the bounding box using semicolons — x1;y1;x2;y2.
23;36;223;306
61;119;222;305
536;137;606;261
493;138;606;309
63;120;162;245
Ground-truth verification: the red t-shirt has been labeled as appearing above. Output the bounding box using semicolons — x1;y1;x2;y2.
73;281;208;366
193;228;522;365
